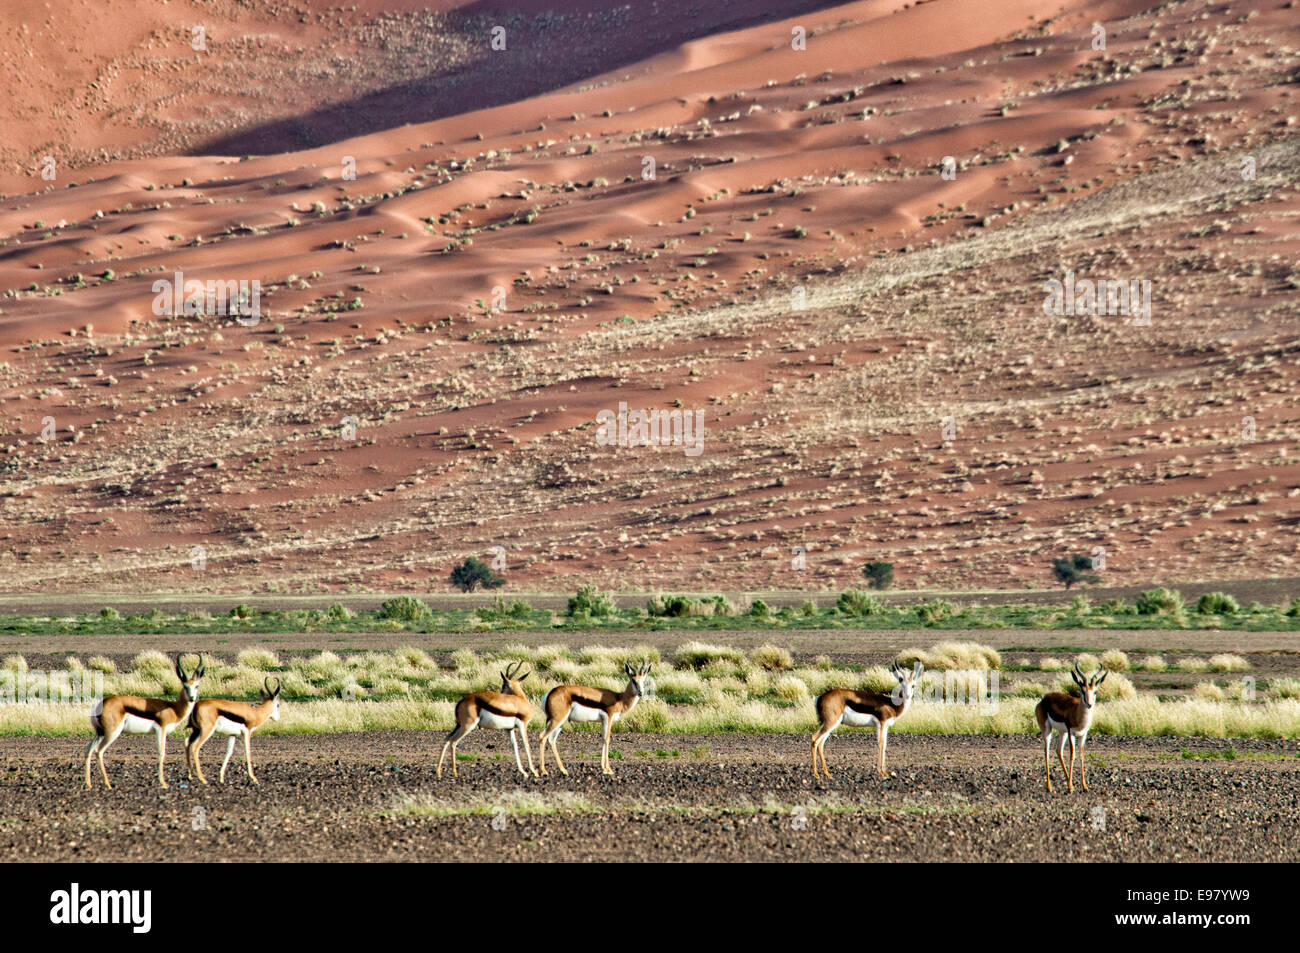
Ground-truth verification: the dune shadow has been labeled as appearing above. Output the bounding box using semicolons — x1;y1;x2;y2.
193;0;848;157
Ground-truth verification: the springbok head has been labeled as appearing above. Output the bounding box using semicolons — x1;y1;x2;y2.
175;654;204;702
262;677;282;721
1070;663;1107;708
623;660;654;697
499;660;531;695
889;659;925;705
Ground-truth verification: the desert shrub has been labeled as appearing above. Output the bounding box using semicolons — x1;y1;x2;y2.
87;655;116;674
1009;680;1050;697
647;595;715;618
379;596;431;622
1195;682;1225;701
1208;653;1250;673
1141;654;1167;672
229;603;254;619
567;586;614;618
914;600;955;625
1176;657;1209;673
1269;678;1300;700
449;649;479;672
1136;587;1183;615
1287;599;1300;618
675;642;745;670
837;589;884;617
751;645;793;671
859;665;898;693
2;655;28;673
1196;592;1239;615
1075;652;1101;673
799;599;818;616
131;650;173;678
395;646;435;671
1100;650;1130;672
1096;673;1137;701
896;647;933;669
477;596;533;621
925;641;1001;670
326;602;354;621
98;607;120;621
236;648;280;669
748;599;771;618
1039;657;1066;671
773;676;809;701
293;651;345;682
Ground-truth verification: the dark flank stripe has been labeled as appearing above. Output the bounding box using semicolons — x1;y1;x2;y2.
477;698;522;719
571;695;608;710
215;708;250;726
845;698;884;717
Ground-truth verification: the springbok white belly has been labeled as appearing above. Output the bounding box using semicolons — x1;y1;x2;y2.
566;703;607;724
120;713;172;735
478;710;523;731
1046;715;1089;736
213;716;252;737
840;709;882;729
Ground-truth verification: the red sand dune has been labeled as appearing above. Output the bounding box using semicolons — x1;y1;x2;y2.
1;0;1298;595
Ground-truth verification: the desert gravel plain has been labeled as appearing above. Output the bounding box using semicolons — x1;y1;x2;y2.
2;732;1296;862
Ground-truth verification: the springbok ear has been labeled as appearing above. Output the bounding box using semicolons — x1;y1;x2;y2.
519;671;529;681
1093;668;1107;687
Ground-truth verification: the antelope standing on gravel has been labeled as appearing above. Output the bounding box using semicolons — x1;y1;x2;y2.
84;654;204;789
811;660;923;780
186;677;281;785
1035;663;1106;793
437;661;538;779
539;661;652;776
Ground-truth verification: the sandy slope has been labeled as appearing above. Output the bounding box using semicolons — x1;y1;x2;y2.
1;0;1299;594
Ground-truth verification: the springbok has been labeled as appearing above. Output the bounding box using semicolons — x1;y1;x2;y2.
811;660;923;779
186;677;282;785
84;654;204;789
437;661;538;779
539;661;652;776
1036;663;1106;793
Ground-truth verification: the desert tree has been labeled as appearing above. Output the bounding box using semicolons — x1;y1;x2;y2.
449;556;506;593
1052;554;1099;589
861;560;894;590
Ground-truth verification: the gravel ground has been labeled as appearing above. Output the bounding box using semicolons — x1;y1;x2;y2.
1;732;1297;862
